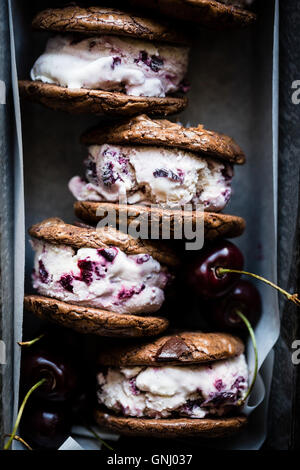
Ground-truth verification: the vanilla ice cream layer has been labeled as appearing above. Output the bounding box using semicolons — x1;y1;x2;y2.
97;354;248;418
69;144;233;211
30;34;189;97
31;239;169;314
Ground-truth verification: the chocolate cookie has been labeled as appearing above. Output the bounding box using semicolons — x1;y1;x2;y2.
94;412;247;438
129;0;256;28
74;201;246;241
31;6;188;44
18;81;187;118
81;114;245;164
97;331;245;366
29;217;180;267
24;295;169;338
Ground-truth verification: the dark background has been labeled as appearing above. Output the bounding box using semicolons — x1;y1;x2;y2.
0;0;299;450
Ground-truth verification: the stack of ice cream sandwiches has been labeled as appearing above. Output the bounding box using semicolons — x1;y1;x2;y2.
20;4;256;440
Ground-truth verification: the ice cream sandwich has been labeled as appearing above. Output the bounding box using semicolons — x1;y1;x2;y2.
70;115;246;240
129;0;256;28
19;6;189;117
95;331;248;438
24;218;180;337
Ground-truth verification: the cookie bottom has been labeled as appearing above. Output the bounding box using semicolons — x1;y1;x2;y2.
24;295;169;337
18;81;187;117
94;409;248;438
74;201;246;241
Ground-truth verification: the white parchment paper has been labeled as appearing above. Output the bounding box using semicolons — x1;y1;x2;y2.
8;0;279;450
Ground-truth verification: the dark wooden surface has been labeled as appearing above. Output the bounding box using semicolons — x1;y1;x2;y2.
264;0;300;451
0;0;299;450
0;0;14;449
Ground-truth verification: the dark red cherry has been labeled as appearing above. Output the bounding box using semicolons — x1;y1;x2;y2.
209;280;262;331
186;240;244;298
20;402;71;450
20;348;78;402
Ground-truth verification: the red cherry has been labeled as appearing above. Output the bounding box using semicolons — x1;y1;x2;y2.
209;280;262;331
20;402;71;449
20;347;78;402
186;240;244;298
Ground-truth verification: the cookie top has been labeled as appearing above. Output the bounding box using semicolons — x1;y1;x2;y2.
32;6;188;45
29;218;179;267
81;114;245;164
129;0;256;28
24;295;169;338
97;331;245;366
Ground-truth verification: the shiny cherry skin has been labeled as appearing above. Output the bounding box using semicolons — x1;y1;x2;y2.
20;347;78;402
209;280;262;331
186;240;244;299
21;402;71;450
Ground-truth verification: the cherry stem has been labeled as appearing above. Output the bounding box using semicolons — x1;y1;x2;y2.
217;267;300;307
86;426;114;452
235;310;258;407
3;378;46;450
18;334;45;348
4;434;32;450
